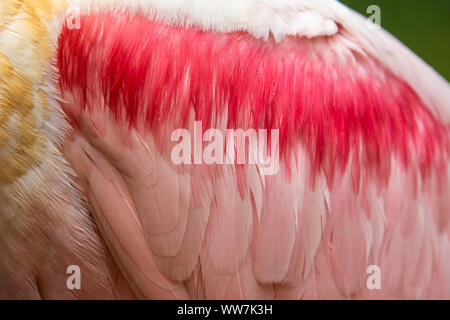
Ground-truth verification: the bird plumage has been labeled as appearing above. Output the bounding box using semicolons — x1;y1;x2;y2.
0;0;449;299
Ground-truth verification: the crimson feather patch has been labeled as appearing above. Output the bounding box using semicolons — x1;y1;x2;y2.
58;12;449;186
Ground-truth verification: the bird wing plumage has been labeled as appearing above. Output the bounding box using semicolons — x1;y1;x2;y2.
1;0;449;299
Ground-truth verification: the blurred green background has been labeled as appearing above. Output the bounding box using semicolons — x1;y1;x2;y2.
340;0;450;81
